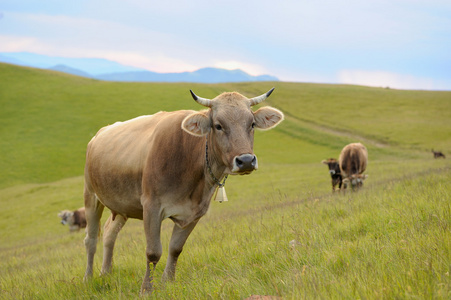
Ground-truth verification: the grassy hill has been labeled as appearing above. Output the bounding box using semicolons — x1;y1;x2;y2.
1;63;450;189
0;63;450;299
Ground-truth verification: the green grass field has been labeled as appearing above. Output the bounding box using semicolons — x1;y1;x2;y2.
1;63;450;299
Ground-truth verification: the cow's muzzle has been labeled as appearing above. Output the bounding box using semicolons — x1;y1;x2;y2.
232;154;258;174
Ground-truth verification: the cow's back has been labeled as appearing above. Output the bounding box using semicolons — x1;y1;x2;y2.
89;112;167;170
339;143;368;177
84;110;197;219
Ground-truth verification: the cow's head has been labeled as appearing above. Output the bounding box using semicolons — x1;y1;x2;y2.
343;174;368;189
58;210;74;225
182;88;284;175
321;158;341;177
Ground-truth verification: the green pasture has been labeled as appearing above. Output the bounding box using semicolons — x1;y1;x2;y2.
1;63;451;299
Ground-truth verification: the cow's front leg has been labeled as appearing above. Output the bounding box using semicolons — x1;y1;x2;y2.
163;220;199;282
140;203;163;295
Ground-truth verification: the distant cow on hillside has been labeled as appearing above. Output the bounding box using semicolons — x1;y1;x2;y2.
58;207;87;232
339;143;368;189
432;149;446;159
321;158;342;191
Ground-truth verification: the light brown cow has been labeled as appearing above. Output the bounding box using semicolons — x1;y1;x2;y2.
339;142;368;189
83;88;284;294
58;207;87;232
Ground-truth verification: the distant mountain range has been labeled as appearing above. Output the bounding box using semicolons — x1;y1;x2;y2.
0;52;278;83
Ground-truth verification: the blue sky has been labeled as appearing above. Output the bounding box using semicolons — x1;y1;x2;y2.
1;0;451;90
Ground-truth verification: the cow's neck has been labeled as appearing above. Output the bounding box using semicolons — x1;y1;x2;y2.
204;136;227;189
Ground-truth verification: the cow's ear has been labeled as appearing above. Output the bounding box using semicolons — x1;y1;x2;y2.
182;112;211;136
253;107;284;130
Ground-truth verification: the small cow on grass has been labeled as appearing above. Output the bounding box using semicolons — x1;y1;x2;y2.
58;207;86;232
322;158;342;191
339;142;368;190
83;88;284;295
432;149;446;159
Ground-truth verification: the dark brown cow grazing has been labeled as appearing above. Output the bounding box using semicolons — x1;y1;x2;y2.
321;158;342;191
339;142;368;189
83;89;284;295
432;149;446;159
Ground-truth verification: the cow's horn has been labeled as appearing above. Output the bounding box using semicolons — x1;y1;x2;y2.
190;90;212;107
248;87;275;106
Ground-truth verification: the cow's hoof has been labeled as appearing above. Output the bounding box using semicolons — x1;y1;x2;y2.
140;282;153;296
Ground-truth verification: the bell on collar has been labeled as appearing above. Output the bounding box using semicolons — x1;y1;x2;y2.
214;186;228;203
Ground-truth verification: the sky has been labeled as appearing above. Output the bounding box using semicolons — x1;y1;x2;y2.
1;0;451;90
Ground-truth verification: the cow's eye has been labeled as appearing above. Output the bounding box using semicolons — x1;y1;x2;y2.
215;124;222;131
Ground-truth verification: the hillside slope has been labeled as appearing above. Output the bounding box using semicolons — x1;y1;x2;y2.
1;63;450;189
1;63;451;299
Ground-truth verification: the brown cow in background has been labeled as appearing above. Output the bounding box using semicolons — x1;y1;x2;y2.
321;158;342;191
432;149;446;159
339;142;368;189
58;207;87;232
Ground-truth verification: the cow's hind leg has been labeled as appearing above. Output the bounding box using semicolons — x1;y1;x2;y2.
83;191;104;280
163;220;199;282
101;213;127;274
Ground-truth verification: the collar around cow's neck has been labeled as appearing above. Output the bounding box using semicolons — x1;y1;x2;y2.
205;138;228;187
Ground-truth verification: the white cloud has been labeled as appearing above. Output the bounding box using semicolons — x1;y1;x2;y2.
212;60;270;76
0;35;43;52
100;52;199;73
337;70;449;90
